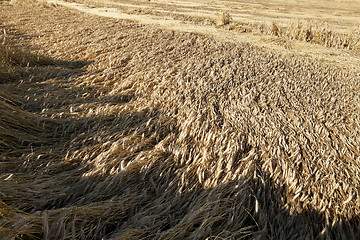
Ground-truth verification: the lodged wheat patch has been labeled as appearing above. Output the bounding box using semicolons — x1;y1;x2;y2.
0;32;52;151
0;4;360;240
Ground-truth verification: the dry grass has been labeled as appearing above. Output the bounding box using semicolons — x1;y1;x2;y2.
1;3;360;240
45;0;360;70
216;12;231;26
0;33;15;81
0;31;54;82
0;31;47;239
9;0;49;6
261;21;360;50
0;87;42;150
0;32;50;150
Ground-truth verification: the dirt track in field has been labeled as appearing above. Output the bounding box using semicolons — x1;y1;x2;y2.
1;2;360;239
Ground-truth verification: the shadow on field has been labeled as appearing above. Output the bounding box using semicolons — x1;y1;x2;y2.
10;151;359;239
2;94;360;240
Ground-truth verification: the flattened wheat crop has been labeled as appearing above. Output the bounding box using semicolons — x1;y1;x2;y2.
1;4;360;240
0;31;52;151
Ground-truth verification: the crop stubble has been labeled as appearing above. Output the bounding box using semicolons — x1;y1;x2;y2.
0;3;360;239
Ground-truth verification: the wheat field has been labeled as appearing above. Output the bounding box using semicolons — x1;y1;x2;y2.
0;1;360;239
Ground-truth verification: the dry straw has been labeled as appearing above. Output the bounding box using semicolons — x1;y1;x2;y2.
0;32;48;150
262;20;360;50
1;4;360;240
9;0;50;7
216;11;231;26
